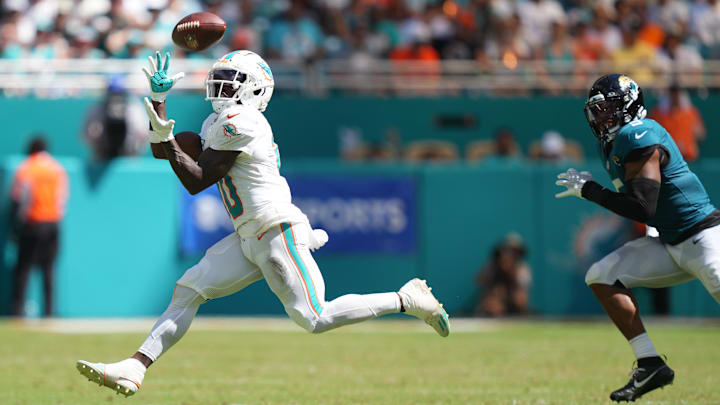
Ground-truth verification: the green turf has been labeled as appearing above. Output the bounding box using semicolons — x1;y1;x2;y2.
2;320;719;405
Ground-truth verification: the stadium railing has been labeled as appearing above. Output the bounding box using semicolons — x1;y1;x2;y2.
0;59;712;95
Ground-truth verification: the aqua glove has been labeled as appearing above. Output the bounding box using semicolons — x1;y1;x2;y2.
141;51;185;102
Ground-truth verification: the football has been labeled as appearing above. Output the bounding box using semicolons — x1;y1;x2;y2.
172;12;226;52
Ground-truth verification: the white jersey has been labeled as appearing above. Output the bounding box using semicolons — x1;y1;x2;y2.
199;104;308;238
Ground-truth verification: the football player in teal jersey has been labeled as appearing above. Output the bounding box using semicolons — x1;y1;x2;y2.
555;74;720;402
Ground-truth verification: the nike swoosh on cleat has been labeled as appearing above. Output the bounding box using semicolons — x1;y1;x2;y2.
227;113;240;119
635;130;648;139
633;368;662;389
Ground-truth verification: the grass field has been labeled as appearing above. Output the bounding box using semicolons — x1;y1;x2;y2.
1;318;719;405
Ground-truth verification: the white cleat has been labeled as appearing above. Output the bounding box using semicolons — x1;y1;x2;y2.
399;278;450;337
76;359;145;397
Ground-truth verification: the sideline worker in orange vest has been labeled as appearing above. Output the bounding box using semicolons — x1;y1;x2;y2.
10;137;68;317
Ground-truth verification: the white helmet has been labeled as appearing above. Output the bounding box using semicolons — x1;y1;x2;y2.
205;50;275;113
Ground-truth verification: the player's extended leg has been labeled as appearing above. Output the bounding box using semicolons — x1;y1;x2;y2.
586;236;693;402
76;232;263;397
249;222;449;336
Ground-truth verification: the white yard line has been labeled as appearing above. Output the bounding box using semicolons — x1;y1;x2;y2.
5;316;717;334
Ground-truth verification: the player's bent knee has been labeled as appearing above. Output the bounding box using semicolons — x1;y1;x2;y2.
283;305;320;333
170;284;206;308
309;320;330;334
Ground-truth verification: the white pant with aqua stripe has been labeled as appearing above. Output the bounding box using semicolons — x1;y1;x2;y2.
175;221;400;333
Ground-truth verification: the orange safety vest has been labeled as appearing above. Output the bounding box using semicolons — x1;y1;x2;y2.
11;152;68;222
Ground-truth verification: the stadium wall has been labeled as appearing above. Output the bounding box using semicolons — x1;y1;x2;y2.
1;157;718;318
3;94;720;160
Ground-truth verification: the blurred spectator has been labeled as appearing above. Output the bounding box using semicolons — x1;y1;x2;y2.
466;127;521;162
517;0;566;55
634;2;666;50
486;13;531;69
611;20;657;86
404;140;458;162
649;0;689;37
0;0;718;96
83;76;147;161
585;5;622;58
529;130;584;162
656;34;703;86
692;0;720;59
650;84;706;162
545;21;574;63
265;1;325;62
539;20;577;93
475;233;531;317
10;136;68;317
338;126;399;161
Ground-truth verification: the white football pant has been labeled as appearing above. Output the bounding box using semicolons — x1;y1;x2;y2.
138;222;400;361
586;224;720;303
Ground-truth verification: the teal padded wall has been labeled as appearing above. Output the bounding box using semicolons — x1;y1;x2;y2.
2;157;718;318
3;94;720;160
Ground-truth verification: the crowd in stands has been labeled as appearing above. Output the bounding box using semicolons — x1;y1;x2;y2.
0;0;710;161
340;83;707;163
1;0;718;77
340;123;588;163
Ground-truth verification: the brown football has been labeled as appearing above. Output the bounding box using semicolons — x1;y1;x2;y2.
172;12;226;52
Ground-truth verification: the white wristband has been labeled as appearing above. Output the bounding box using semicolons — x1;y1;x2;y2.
150;91;167;102
149;130;174;144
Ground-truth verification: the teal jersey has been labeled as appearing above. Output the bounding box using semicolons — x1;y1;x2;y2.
600;118;715;243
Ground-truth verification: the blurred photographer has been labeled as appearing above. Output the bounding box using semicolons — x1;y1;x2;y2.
83;75;147;161
476;233;532;317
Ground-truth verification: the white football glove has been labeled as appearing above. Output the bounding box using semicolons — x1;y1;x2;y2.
555;168;593;199
141;51;185;102
309;229;329;252
143;97;175;143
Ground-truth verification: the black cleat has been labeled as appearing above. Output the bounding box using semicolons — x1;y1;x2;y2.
610;362;675;402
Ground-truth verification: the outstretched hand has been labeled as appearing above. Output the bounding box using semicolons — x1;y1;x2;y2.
144;97;175;143
141;51;185;102
555;168;593;199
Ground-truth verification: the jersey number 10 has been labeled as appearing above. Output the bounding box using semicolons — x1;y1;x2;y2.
218;175;243;219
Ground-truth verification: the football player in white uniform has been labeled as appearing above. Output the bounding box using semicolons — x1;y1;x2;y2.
75;51;449;397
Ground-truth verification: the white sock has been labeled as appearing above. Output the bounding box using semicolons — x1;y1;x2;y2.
628;332;659;359
312;292;400;333
137;285;204;362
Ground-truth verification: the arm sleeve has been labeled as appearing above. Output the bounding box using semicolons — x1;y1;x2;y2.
581;178;661;223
